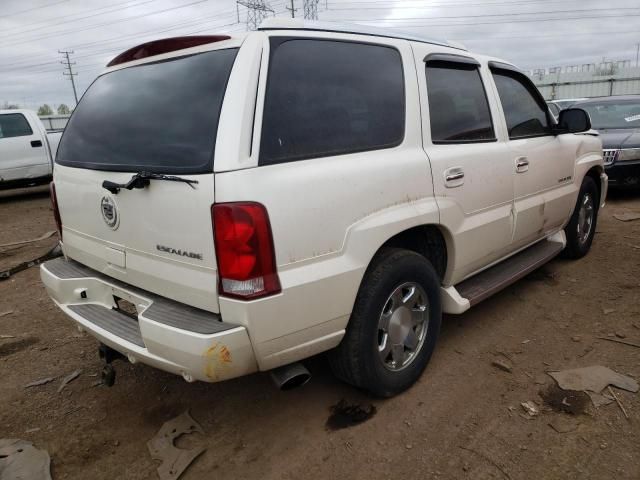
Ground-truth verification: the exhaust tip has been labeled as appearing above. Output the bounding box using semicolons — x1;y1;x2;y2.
270;362;311;391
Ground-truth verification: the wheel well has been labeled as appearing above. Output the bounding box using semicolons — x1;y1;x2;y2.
379;225;447;281
585;166;602;205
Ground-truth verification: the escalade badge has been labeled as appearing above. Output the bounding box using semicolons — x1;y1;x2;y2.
100;196;119;230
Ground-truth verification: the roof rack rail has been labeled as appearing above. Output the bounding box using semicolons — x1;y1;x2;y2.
258;18;466;51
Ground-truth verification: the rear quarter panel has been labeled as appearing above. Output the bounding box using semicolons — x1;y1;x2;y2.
214;32;440;369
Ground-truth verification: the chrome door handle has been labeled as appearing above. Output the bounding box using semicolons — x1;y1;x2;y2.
445;172;464;182
515;157;529;173
444;167;465;188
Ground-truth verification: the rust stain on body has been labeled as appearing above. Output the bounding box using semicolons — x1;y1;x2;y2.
203;343;232;381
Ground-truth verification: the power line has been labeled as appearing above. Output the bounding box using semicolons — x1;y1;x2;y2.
336;6;640;22
59;50;78;105
377;12;640;27
2;0;209;48
0;0;71;19
0;0;158;38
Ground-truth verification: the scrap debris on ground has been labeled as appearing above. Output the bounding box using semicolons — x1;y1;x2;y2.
548;365;639;409
613;211;640;222
24;377;55;389
0;438;51;480
57;369;82;393
147;410;206;480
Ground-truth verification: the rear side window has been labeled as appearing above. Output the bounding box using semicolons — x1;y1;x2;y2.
492;70;550;139
56;48;238;174
425;62;495;143
0;114;33;139
260;38;405;165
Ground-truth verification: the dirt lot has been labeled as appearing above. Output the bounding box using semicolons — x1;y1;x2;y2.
1;185;639;480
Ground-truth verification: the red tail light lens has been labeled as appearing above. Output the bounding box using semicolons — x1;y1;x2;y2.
212;202;281;300
49;182;62;241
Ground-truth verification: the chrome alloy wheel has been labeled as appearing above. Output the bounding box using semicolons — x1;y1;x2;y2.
377;282;429;371
577;192;594;245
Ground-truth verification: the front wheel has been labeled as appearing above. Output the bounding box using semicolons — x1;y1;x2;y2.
328;248;442;397
563;176;599;259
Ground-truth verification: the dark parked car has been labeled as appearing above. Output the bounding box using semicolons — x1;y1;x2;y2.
573;95;640;187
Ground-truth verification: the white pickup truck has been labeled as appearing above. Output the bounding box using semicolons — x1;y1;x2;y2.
0;109;61;190
41;20;606;397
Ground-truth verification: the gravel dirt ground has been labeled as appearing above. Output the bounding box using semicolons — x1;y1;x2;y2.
1;185;639;480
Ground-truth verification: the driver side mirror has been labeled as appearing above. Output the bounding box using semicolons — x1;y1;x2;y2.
556;108;591;134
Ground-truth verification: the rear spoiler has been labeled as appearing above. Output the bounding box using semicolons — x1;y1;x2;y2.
107;35;231;67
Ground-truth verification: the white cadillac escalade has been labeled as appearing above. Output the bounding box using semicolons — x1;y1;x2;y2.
41;19;607;397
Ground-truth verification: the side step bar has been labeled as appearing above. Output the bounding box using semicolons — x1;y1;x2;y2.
441;234;566;313
456;238;564;307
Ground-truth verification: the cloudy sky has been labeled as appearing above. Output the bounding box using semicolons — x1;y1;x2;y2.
2;0;639;110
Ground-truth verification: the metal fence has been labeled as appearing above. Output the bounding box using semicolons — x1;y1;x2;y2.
530;66;640;100
39;114;70;131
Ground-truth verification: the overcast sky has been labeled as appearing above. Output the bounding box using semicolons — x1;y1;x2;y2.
2;0;639;110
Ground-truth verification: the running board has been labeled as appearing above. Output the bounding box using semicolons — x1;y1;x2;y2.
455;238;565;308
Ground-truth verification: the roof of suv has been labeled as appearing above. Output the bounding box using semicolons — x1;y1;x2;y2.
259;18;466;51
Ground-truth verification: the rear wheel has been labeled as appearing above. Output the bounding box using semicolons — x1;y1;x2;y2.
563;176;599;259
329;248;442;397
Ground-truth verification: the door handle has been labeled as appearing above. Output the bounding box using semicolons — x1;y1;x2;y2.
446;172;464;181
515;156;529;173
31;140;43;148
444;167;465;187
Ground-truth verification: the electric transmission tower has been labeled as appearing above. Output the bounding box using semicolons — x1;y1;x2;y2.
303;0;319;20
236;1;274;31
59;50;78;106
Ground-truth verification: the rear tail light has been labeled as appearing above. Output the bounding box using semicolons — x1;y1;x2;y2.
50;182;62;241
212;202;281;300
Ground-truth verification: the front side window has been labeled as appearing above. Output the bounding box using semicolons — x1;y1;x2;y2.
260;38;405;165
56;48;238;174
0;114;33;139
492;70;550;139
425;62;495;143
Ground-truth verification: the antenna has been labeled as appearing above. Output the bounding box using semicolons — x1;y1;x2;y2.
59;50;78;106
236;1;274;31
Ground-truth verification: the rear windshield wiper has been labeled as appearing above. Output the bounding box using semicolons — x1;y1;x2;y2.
102;171;198;194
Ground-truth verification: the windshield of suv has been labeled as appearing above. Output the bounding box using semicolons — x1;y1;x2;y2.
576;99;640;130
56;48;238;174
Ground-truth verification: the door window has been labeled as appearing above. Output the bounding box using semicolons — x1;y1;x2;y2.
425;62;495;143
492;70;550;139
260;38;405;165
0;114;33;139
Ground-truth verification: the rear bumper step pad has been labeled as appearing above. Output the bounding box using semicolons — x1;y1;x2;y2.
68;304;144;347
43;257;231;335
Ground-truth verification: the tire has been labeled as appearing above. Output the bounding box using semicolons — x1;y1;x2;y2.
328;248;442;397
563;176;599;259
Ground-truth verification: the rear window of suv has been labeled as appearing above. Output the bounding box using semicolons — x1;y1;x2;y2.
56;48;238;174
260;38;405;165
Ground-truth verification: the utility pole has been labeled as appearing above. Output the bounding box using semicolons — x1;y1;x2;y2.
59;50;78;106
286;0;297;18
303;0;319;19
636;43;639;68
236;1;274;31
